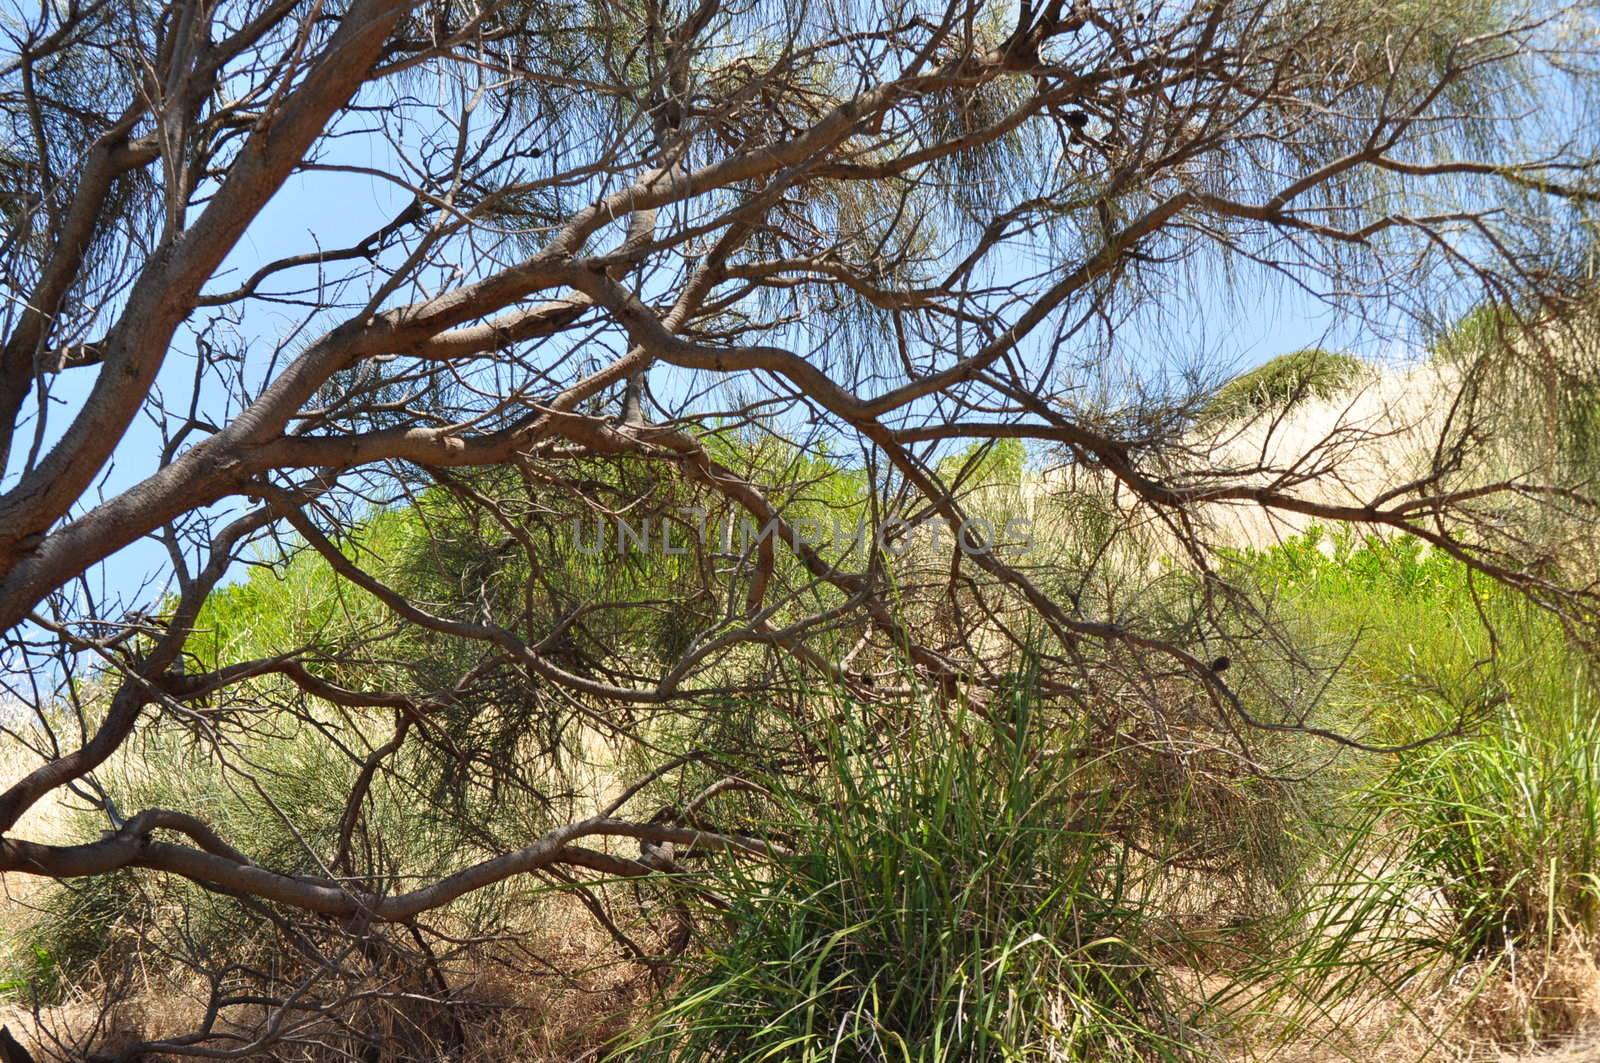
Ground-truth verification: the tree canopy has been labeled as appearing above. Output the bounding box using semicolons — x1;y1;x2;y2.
1;0;1598;1054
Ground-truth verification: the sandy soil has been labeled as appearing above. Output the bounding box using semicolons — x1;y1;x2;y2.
1018;360;1473;563
1191;361;1460;549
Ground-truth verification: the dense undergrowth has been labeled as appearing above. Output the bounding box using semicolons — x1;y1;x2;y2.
626;681;1198;1063
1236;524;1600;962
6;326;1600;1057
10;520;1599;1060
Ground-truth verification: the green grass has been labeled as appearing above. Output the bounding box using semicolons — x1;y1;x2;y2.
1203;348;1365;422
1232;528;1600;961
624;674;1204;1062
1383;694;1600;957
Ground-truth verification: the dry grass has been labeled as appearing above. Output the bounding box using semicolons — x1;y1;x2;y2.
0;722;658;1061
0;730;73;905
0;890;657;1061
1218;933;1600;1063
1395;935;1600;1061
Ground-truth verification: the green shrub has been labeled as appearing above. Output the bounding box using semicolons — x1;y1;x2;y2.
1203;349;1365;422
0;707;537;1004
624;678;1202;1062
0;871;136;1004
1232;529;1600;960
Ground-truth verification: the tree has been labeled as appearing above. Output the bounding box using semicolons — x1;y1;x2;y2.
0;0;1597;1053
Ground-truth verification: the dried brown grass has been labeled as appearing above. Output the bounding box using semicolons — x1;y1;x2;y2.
0;889;657;1061
1234;935;1600;1063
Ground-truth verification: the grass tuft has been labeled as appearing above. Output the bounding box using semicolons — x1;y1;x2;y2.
624;675;1206;1062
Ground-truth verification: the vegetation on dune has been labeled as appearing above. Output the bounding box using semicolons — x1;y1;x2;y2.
1202;348;1367;422
1224;528;1600;1041
626;685;1192;1063
9;392;1600;1057
9;510;1600;1058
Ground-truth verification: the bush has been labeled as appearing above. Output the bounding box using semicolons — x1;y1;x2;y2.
1202;348;1365;422
1375;623;1600;959
1232;529;1600;960
624;678;1205;1063
1383;696;1600;958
